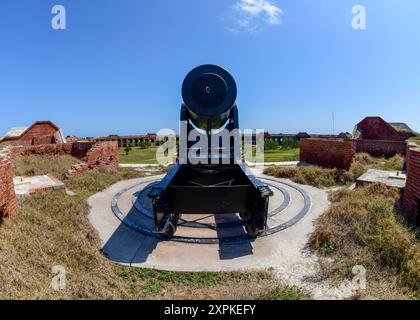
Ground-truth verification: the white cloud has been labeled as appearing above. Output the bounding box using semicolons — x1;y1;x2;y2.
232;0;283;32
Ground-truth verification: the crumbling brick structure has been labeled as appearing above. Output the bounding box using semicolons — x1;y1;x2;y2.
354;139;407;158
0;149;18;218
0;121;65;146
9;141;118;178
65;142;119;178
10;141;95;160
353;117;415;141
403;143;420;226
0;141;118;220
300;138;356;170
70;141;96;159
10;143;73;159
351;117;415;157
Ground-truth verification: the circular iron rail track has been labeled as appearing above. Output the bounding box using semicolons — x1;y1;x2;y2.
111;177;311;244
131;181;291;229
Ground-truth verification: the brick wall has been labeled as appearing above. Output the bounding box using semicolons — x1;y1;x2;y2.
65;141;119;178
32;135;55;145
0;149;18;218
403;143;420;226
356;117;414;141
10;141;95;160
10;143;74;159
354;139;407;158
70;141;96;159
18;123;58;145
300;138;356;170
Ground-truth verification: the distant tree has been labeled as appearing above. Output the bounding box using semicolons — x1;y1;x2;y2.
124;144;132;156
281;140;300;150
264;139;279;151
138;140;152;149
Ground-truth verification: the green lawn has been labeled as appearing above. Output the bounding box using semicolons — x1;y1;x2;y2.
263;148;300;162
120;147;300;164
119;147;159;164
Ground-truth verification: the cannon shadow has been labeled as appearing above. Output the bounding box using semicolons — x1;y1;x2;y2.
102;206;159;265
102;204;254;266
215;214;254;260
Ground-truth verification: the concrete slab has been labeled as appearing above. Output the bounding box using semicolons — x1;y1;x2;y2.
356;169;406;189
88;174;329;271
13;175;65;197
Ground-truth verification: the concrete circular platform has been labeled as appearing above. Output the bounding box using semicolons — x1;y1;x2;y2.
88;173;329;272
111;177;311;244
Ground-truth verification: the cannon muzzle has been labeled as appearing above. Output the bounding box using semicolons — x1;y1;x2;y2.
182;64;237;130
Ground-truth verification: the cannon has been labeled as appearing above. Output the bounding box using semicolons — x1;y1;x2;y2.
148;64;273;239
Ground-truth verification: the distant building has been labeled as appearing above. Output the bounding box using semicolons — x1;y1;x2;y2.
65;135;79;143
265;132;311;143
388;122;415;133
337;132;352;139
352;117;416;141
295;132;311;140
94;134;159;148
0;121;66;146
89;131;341;148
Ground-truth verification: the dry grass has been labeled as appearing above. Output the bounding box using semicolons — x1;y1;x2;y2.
0;190;127;299
264;153;405;188
0;162;295;300
409;135;420;144
309;184;419;299
263;166;354;188
12;155;80;179
354;153;404;171
256;286;310;300
0;168;148;299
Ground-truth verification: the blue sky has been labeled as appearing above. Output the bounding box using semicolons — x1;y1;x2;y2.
0;0;419;137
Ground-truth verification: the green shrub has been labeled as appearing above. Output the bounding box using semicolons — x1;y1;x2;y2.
138;141;152;149
264;139;279;151
124;144;132;155
281;140;300;150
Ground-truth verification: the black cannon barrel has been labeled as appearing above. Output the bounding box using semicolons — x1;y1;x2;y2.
182;64;237;130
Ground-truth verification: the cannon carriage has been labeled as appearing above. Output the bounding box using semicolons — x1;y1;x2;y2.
148;65;273;239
